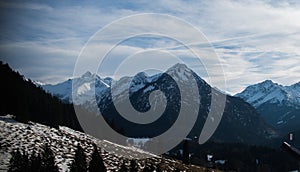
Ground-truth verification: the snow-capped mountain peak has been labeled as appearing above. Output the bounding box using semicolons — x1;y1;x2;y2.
42;72;111;104
260;79;275;87
40;64;202;105
236;80;283;107
82;71;92;78
166;63;193;81
167;63;190;74
236;80;300;132
236;80;300;108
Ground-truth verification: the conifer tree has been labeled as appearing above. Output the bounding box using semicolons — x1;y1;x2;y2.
129;159;138;172
29;151;42;172
120;160;128;172
70;145;87;172
88;144;106;172
156;167;162;172
21;151;30;171
8;150;23;172
41;145;59;172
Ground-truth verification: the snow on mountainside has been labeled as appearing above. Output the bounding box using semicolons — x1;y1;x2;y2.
41;63;202;106
166;63;193;82
17;63;279;146
236;80;300;132
42;71;111;104
236;80;300;108
0;115;208;172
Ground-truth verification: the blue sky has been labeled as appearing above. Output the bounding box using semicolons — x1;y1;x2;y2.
0;0;300;94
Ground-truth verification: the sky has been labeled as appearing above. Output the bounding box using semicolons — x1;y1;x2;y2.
0;0;300;94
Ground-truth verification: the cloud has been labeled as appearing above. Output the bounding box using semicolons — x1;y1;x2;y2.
0;0;300;94
0;1;53;11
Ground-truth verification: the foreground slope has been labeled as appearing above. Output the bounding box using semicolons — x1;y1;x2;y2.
0;115;213;172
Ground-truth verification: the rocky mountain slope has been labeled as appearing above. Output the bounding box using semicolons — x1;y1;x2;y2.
42;64;278;145
236;80;300;132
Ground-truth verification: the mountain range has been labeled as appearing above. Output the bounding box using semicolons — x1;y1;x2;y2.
42;63;278;145
1;61;299;171
236;80;300;133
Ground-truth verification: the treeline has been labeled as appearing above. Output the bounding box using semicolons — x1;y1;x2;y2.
170;141;299;172
9;143;179;172
9;144;58;172
0;62;81;130
9;144;107;172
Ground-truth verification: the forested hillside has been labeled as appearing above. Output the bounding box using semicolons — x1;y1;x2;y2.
0;62;81;130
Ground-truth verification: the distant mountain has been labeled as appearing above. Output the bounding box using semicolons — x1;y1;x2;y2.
42;63;278;145
236;80;300;132
42;71;111;104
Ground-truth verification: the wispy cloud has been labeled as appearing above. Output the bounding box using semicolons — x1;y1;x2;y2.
0;1;53;11
0;0;299;94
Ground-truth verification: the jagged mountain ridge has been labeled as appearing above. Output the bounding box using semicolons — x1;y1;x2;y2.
42;64;278;145
236;80;300;132
42;71;112;104
236;80;300;108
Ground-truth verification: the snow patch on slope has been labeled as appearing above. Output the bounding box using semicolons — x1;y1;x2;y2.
0;115;200;171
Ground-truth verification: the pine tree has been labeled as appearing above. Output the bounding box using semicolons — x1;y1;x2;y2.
88;144;106;172
41;144;59;172
182;139;190;165
8;150;44;172
8;150;23;172
29;151;42;172
129;159;138;172
156;163;163;172
21;151;30;171
120;160;128;172
70;145;87;172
